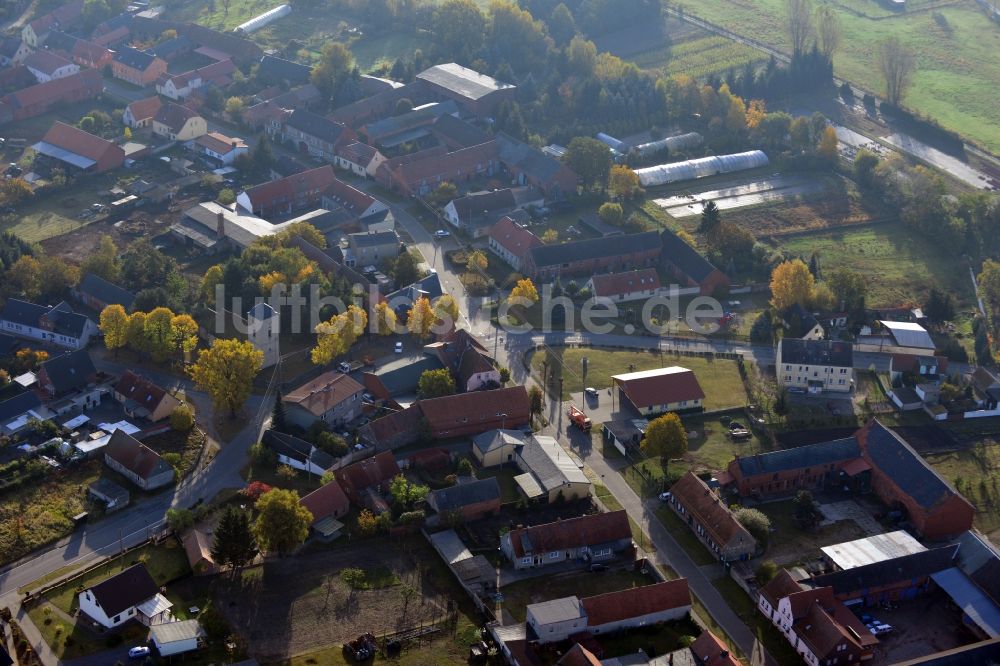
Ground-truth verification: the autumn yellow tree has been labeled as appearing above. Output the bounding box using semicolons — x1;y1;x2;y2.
433;294;460;331
189;338;264;417
144;307;175;361
407;296;436;340
510;278;539;305
312;312;358;365
745;99;766;129
344;304;368;337
171;314;199;358
466;250;488;273
99;304;128;355
541;229;559;244
372;301;397;336
770;259;816;311
641;412;688;469
200;265;224;303
816;126;838;162
608;165;641;200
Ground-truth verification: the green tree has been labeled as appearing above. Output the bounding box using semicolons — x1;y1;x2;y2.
81;236;120;283
389;474;429;508
925;287;955;323
734;507;771;544
254;488;312;556
5;255;40;299
357;508;378;536
218;188;236;205
392;251;420;289
793;489;819;528
499;366;511;383
698;200;721;233
433;294;460;330
755;560;778;584
435;0;486;61
224;96;244;120
608;164;640;200
418;368;456;398
211;505;258;573
166;508;194;531
456;458;474;476
311;42;354;100
528;385;544;416
564;136;612;190
143;306;175;362
189;338;264;417
640;413;688;468
38;256;79;300
826;267;866;316
597;202;623;226
170;404;195;432
548;2;577;46
466;250;488;273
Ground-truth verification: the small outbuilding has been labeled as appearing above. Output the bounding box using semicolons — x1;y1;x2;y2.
150;619;204;657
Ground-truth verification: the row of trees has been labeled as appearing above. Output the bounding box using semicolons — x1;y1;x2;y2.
99;305;199;362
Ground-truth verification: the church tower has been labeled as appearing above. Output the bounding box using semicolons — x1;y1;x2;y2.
247;302;279;368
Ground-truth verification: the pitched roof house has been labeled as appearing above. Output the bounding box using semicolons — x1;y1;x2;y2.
690;630;741;666
193;132;248;166
111;46;166;86
426;477;501;523
488;216;542;272
0;37;30;67
0;298;97;349
103;429;174;490
36;348;97;396
152;102;206;141
415;62;515;116
376;140;500;197
32;121;125;173
113;371;180;422
236;164;337;218
611;366;705;416
659;227;729;296
587;268;662;302
495;132;579;197
73;272;135;311
334;451;400;514
261;429;334;475
522;231;662;281
667;471;756;562
334;140;386;178
282;109;356;160
78;563;171;628
24;49;79;83
258;54;312;85
300;479;351;539
776;338;854;394
0;68;103;123
21;0;84;47
501;510;632;569
580;579;692;635
420;385;529;439
124;96;162;128
282;370;365;429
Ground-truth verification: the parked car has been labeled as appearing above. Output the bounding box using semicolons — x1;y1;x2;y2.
394;341;403;353
338;362;352;373
434;229;450;238
589;563;608;572
584;387;598;398
658;492;672;502
869;624;893;636
362;392;374;402
128;646;151;659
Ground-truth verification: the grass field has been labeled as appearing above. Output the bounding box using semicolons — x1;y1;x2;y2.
772;222;971;307
530;347;747;411
925;442;1000;542
0;461;101;567
662;0;1000;153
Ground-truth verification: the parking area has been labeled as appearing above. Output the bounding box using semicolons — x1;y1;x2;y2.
860;590;978;663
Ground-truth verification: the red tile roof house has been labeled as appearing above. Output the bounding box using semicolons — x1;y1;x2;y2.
320;177;389;220
24;49;79;83
152;102;207;141
111;46;167;87
155;58;236;100
333;450;400;515
103;429;174;491
299;479;351;540
32;121;125;173
690;630;741;666
667;471;756;562
193;132;248;166
420;385;529;439
1;69;103;122
757;568;803;623
611;366;705;416
375;140;500;197
123;96;162;128
70;38;114;69
236;164;338;218
586;268;662;303
767;585;877;666
525;579;691;644
488;216;542;272
334;141;386;178
723;419;975;540
281;370;365;430
281;108;357;161
500;510;633;570
21;0;84;47
659;227;730;296
113;370;181;422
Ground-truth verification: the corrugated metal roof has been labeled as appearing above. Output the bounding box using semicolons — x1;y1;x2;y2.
31;140;95;168
880;320;936;350
527;596;584;625
931;568;1000;638
821;530;927;570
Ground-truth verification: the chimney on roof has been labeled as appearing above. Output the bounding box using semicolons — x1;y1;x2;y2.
216;209;225;238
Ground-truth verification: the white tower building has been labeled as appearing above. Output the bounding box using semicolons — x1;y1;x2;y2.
247;302;279;368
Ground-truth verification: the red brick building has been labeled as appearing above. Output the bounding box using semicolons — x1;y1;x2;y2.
0;69;102;122
419;386;529;439
722;420;974;540
521;231;662;281
333;451;400;506
33;121;125;173
376;141;500;196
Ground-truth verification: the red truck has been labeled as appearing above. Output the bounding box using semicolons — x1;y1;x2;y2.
567;404;592;431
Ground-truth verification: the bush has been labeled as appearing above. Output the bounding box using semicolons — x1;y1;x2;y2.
755;560;778;584
733;506;771;544
456;458;474;476
397;510;424;525
170;404;195;432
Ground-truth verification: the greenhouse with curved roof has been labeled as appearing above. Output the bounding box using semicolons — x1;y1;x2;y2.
635;150;769;187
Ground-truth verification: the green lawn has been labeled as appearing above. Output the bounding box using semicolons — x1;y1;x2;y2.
530;347;747;410
45;542;191;614
592;483;652;550
655;506;718;566
501;569;655;622
712;575;801;665
925;441;1000;543
476;466;521;504
660;0;1000;153
773;222;971;308
28;604;144;661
